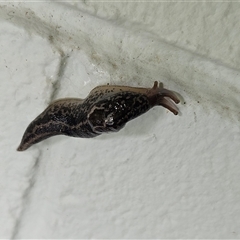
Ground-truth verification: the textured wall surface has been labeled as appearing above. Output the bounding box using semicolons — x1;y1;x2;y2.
0;2;240;238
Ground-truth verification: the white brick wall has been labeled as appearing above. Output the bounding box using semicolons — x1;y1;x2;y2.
0;2;239;238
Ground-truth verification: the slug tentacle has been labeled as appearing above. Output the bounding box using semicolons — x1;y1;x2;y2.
146;81;180;115
17;81;180;151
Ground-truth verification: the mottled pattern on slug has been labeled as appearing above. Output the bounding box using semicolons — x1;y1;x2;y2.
17;81;180;151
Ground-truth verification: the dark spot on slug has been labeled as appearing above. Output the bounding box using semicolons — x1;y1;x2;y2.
17;81;180;151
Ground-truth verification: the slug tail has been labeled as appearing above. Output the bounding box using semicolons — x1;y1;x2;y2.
17;104;75;151
17;118;70;151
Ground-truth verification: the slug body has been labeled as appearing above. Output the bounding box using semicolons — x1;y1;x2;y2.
17;81;180;151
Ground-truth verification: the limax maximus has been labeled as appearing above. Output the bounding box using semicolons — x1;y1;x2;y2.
17;81;180;151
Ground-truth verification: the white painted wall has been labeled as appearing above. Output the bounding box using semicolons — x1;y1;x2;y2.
0;2;240;238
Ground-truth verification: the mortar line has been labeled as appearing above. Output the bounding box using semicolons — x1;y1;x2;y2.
11;150;42;239
48;51;70;103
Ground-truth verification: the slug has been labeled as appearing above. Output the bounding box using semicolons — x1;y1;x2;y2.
17;81;180;151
